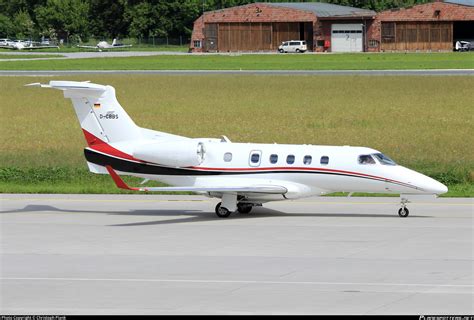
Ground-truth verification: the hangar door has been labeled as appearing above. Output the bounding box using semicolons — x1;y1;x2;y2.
213;22;312;52
331;24;363;52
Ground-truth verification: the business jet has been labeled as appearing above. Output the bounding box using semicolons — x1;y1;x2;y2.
27;81;448;218
77;39;132;51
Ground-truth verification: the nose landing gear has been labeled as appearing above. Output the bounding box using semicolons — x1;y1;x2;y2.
398;197;410;217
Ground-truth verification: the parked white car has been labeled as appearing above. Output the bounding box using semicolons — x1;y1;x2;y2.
0;38;14;46
278;40;307;53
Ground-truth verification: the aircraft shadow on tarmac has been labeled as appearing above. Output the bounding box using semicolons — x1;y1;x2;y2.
1;204;431;227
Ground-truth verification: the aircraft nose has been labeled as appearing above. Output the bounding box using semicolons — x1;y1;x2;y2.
421;176;448;195
431;181;448;195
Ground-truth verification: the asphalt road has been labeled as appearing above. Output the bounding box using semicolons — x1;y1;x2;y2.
1;69;474;76
0;194;472;314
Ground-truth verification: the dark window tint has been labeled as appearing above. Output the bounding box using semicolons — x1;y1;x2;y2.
372;153;396;165
358;154;375;165
251;153;260;163
303;155;312;165
287;155;295;164
320;156;329;165
270;154;278;164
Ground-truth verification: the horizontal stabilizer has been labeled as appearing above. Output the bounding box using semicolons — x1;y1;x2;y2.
25;81;105;93
105;166;287;194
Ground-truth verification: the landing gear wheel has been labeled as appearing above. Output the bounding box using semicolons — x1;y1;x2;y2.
215;202;231;218
398;207;409;218
237;203;252;214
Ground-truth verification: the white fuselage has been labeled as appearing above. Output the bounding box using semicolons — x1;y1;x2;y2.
107;138;447;202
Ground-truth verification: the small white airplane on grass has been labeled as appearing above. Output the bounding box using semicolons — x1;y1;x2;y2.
0;40;59;50
27;81;448;218
77;39;132;51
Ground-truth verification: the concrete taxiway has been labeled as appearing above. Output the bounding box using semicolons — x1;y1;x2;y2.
0;194;472;314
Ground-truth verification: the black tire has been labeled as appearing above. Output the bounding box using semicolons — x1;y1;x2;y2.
215;202;231;218
398;207;409;218
237;203;252;214
296;49;300;53
278;49;283;53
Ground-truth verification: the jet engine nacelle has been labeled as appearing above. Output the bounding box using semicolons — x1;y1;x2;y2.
133;140;205;167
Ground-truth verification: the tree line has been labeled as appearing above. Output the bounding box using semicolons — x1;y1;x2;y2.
0;0;432;42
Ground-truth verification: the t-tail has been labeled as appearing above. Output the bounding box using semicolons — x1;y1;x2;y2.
26;81;146;173
27;81;141;144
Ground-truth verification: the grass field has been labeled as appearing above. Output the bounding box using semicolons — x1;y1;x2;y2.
0;75;473;196
0;52;473;70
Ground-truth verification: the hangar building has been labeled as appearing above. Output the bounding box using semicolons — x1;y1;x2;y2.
190;2;376;53
190;0;474;53
373;0;474;52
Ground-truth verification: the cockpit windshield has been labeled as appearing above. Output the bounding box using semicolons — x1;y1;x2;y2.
358;154;375;165
372;153;397;166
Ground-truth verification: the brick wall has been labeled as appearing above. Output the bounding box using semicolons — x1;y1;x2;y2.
366;20;381;52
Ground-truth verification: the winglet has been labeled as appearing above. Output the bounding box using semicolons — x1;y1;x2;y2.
106;165;139;191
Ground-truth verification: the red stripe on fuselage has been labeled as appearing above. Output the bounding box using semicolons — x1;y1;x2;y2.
190;165;407;186
82;129;139;161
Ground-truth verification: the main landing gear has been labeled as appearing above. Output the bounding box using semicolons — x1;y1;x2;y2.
214;202;256;218
398;197;410;218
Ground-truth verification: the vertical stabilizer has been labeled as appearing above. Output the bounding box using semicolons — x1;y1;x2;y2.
29;81;142;144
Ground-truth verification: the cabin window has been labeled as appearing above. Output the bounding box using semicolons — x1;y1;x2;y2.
303;155;312;165
286;155;295;164
270;154;278;164
223;152;232;162
193;40;201;48
320;156;329;165
358;154;375;165
372;153;396;166
251;153;260;163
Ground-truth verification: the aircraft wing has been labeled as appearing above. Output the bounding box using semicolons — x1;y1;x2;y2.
24;45;59;50
33;45;59;49
77;45;98;49
106;166;287;194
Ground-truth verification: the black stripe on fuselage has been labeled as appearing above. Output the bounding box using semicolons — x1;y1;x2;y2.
85;148;374;179
84;148;219;176
84;148;418;190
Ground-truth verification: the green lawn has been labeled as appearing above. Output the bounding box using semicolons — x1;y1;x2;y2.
1;75;472;196
0;52;473;70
